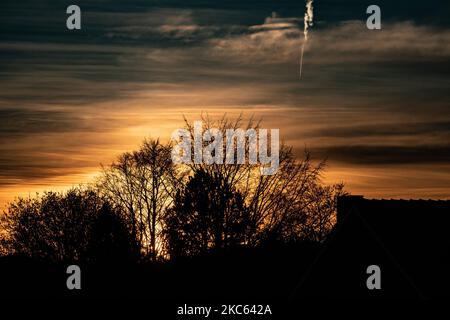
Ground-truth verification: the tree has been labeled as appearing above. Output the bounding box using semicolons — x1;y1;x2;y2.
87;202;140;263
180;115;344;245
0;188;138;262
98;138;177;260
245;148;344;244
164;169;250;259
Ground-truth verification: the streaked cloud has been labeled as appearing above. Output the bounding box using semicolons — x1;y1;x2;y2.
210;20;450;64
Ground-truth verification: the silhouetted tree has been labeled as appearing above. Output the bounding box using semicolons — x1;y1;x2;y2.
295;182;345;242
164;169;250;259
180;115;344;245
86;202;140;263
99;138;177;260
0;188;138;263
245;149;345;244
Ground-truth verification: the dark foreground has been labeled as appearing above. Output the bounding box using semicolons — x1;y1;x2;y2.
1;196;449;317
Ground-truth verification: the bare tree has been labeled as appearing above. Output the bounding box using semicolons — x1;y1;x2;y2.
180;113;260;190
176;115;344;246
99;152;141;249
245;148;335;244
98;138;177;260
134;139;177;259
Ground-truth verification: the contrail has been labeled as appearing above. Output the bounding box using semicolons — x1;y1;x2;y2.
299;0;314;79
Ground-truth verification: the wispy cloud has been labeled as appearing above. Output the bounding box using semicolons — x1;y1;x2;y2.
210;20;450;64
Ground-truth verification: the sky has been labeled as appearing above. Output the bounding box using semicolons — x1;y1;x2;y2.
1;0;450;207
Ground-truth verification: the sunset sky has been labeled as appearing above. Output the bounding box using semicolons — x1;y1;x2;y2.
1;0;450;208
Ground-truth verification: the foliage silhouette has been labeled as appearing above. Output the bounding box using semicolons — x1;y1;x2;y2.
164;169;250;259
1;188;138;263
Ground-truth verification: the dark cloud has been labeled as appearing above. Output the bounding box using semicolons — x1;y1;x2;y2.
0;108;120;137
310;121;450;138
0;108;87;136
0;150;89;184
313;145;450;165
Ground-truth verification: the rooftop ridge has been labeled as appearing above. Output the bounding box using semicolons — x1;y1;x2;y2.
339;195;450;202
